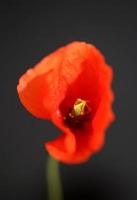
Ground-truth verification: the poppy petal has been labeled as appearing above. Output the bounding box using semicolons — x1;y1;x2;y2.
45;111;93;164
44;42;115;163
17;47;65;119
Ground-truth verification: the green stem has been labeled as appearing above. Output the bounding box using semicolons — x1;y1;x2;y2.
47;156;63;200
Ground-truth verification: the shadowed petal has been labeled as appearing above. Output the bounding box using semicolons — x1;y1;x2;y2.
45;111;93;164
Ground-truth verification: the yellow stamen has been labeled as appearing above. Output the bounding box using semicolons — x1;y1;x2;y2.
64;98;91;128
70;98;89;117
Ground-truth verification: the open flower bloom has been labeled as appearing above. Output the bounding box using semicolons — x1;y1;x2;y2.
17;41;115;164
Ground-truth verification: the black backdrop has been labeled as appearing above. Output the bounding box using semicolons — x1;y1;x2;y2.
1;1;137;200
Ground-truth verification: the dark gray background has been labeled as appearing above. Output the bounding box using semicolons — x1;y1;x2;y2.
0;1;137;200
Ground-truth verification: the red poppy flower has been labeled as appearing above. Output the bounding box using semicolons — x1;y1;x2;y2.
17;41;115;164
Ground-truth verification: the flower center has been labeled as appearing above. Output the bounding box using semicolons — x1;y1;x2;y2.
64;98;91;128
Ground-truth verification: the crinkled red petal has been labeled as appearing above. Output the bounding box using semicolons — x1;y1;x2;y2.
45;111;93;164
17;46;65;119
45;42;114;164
